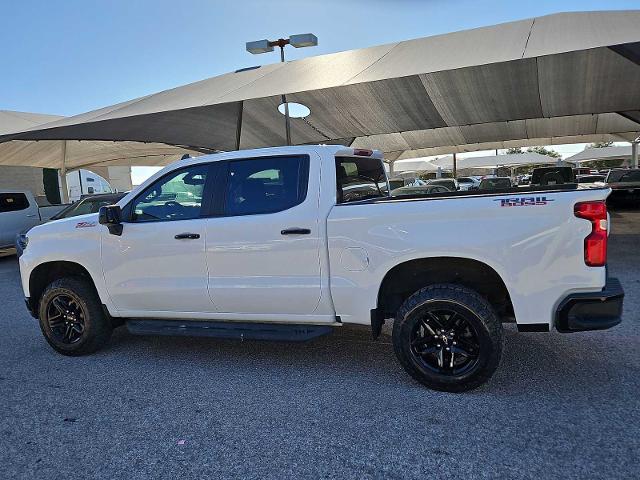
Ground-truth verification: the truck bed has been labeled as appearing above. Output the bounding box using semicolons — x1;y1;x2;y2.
362;183;589;205
327;184;610;328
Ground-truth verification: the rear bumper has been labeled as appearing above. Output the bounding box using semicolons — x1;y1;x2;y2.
555;277;624;332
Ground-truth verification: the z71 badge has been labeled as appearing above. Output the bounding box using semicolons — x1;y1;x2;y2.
494;197;554;207
75;221;97;228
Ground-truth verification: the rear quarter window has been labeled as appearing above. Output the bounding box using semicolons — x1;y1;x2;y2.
0;193;30;213
336;156;388;203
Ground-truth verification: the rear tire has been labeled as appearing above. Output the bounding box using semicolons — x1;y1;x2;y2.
38;277;112;356
392;284;503;392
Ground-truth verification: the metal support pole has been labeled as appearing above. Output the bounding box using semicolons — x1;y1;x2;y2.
235;101;244;150
59;140;69;203
280;45;292;146
452;152;457;178
388;160;395;176
632;141;638;169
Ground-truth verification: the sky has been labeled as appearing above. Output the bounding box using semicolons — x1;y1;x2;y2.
2;0;637;183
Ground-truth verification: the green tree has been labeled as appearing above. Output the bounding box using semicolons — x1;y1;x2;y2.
526;146;561;158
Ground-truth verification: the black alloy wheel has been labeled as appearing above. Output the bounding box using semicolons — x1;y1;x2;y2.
409;307;480;376
46;293;86;344
392;284;503;392
38;277;113;356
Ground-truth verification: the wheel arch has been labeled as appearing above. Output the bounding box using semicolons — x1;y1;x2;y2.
28;261;101;315
373;256;514;338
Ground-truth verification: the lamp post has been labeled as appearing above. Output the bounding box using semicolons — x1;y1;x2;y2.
246;34;318;146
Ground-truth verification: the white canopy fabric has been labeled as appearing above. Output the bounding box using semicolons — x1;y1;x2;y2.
392;159;440;172
0;110;202;170
0;110;62;133
1;11;640;168
565;145;632;163
427;152;559;170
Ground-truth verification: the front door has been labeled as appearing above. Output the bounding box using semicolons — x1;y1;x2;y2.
205;154;322;315
101;163;216;314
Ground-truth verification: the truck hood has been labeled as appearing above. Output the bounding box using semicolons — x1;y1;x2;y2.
28;213;100;238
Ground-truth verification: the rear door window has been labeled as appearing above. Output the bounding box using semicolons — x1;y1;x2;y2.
225;156;309;216
0;193;30;213
336;156;388;203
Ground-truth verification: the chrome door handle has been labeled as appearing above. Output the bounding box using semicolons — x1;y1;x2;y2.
281;228;311;235
26;214;37;218
174;233;200;240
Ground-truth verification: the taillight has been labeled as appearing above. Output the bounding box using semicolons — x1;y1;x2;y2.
574;201;608;267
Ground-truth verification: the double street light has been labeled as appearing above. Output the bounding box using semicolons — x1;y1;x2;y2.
246;34;318;146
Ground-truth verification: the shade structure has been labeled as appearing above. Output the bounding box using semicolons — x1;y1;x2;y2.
0;110;63;133
565;145;633;163
428;152;559;170
392;159;440;172
1;10;640;168
0;110;202;170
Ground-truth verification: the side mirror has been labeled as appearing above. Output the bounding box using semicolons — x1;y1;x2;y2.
98;205;123;236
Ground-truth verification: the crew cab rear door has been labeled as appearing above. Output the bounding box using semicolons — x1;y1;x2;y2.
204;153;323;315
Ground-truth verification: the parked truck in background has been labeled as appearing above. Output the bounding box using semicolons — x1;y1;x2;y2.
0;190;67;251
605;168;640;205
17;146;624;391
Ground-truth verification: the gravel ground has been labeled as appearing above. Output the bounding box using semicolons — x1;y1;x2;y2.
0;210;638;479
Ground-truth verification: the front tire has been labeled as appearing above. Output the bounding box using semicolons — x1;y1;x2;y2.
392;284;503;392
38;277;112;356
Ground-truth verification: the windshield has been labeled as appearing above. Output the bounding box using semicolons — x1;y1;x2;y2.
336;156;388;203
531;167;575;185
51;195;124;220
607;169;640;183
479;178;511;189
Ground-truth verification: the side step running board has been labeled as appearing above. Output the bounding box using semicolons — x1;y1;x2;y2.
126;319;333;342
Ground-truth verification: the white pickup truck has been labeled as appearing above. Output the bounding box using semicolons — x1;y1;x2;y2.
18;146;624;391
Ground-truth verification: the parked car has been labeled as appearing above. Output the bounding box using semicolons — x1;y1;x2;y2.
15;193;128;257
605;168;640;205
478;177;512;190
425;178;458;191
0;190;67;251
19;145;623;392
530;166;575;186
391;185;450;196
456;177;480;191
